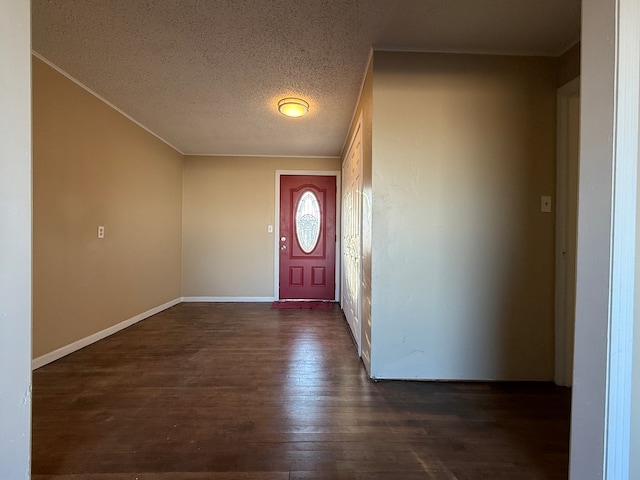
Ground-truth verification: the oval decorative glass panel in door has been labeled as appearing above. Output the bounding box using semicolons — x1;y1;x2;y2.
295;191;321;253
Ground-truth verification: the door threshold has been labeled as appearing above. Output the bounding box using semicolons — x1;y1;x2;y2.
271;300;334;310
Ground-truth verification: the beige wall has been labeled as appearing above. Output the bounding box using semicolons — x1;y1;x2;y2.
0;2;32;477
32;57;183;358
369;52;557;380
182;155;341;298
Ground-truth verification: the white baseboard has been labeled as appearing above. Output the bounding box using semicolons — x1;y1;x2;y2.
32;297;182;370
181;296;275;302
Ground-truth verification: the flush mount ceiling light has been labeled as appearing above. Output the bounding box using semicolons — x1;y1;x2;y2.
278;97;309;118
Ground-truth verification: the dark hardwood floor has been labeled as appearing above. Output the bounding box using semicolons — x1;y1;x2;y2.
32;303;571;479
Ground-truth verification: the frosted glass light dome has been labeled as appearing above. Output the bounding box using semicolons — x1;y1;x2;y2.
278;98;309;117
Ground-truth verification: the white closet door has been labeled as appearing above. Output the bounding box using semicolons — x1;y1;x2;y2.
341;122;363;355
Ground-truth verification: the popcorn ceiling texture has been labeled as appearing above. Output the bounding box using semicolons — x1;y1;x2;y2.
32;0;580;157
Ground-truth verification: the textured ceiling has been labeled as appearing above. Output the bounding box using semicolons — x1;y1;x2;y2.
32;0;581;157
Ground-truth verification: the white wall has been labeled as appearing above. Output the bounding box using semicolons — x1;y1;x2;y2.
570;0;640;478
0;1;32;478
633;164;640;479
369;52;557;380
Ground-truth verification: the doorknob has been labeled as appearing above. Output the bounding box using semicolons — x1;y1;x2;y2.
280;245;287;251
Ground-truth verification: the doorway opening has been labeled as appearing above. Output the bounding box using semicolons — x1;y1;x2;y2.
274;171;340;301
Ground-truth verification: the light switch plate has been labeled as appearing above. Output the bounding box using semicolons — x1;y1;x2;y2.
541;196;552;213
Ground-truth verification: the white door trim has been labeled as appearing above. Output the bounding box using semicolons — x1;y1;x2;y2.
554;76;580;387
570;0;639;477
341;114;364;356
274;170;341;301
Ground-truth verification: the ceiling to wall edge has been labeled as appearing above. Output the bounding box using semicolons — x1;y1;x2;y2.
372;36;580;58
34;50;343;160
31;51;184;155
338;48;374;158
338;39;581;156
33;39;580;160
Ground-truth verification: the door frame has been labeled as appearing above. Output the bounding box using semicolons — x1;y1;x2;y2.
341;115;364;356
554;76;580;387
274;170;341;301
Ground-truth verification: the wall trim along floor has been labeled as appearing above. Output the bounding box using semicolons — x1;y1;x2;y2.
31;298;182;370
32;297;276;370
181;296;275;302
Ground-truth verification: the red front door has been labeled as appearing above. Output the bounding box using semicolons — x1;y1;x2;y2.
279;175;336;300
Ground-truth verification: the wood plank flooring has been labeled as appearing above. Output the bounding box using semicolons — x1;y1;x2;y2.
32;303;571;479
